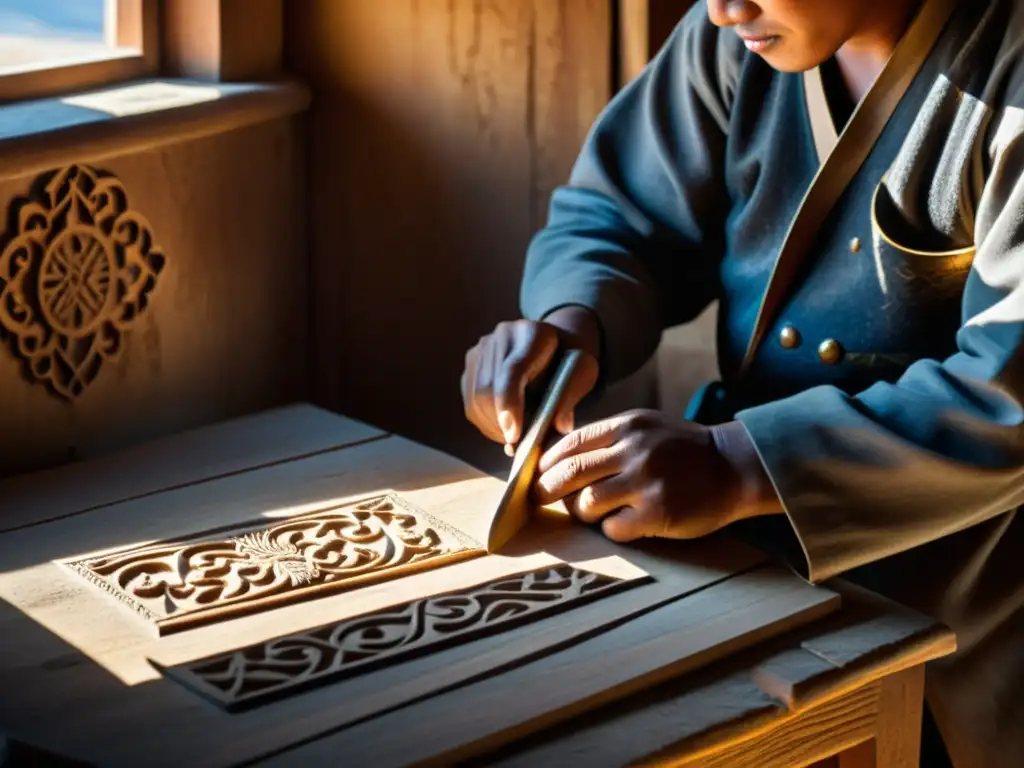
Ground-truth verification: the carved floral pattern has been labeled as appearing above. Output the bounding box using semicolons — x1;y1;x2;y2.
0;164;166;397
63;495;482;635
160;564;636;710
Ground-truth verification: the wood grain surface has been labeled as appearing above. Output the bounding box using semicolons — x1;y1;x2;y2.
160;563;648;711
482;584;953;768
0;413;782;768
285;0;623;468
62;493;484;635
0;404;382;532
0;114;309;478
258;566;840;767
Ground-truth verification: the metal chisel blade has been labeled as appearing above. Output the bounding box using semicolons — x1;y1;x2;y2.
485;349;584;553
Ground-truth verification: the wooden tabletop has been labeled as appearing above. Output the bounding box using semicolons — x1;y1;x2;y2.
0;404;955;767
474;580;955;767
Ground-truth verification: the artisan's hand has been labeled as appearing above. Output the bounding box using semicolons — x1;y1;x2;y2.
533;410;777;542
461;307;600;454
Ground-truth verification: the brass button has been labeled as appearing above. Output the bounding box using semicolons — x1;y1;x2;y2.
779;325;801;349
850;237;862;253
818;338;844;365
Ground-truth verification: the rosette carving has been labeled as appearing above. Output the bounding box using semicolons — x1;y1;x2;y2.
0;164;166;397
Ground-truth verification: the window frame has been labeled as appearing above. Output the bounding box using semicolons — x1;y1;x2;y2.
0;0;160;104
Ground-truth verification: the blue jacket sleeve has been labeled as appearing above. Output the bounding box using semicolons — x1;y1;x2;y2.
520;3;741;384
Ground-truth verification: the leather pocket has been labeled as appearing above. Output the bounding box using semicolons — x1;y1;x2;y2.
870;179;975;302
866;178;975;363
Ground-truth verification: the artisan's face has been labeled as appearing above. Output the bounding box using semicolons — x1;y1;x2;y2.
706;0;857;72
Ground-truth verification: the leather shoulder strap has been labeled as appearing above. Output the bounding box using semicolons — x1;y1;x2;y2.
737;0;960;379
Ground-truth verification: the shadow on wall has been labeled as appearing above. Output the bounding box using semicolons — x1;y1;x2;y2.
302;85;522;475
302;85;665;477
286;0;713;477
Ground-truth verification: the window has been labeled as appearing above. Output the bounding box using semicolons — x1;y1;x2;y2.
0;0;158;103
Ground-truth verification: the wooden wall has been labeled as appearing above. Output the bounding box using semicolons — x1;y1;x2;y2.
0;1;708;479
286;0;652;471
619;0;696;85
0;118;308;476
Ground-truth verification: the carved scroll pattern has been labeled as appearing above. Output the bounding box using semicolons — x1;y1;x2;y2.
0;164;166;398
64;495;483;635
160;564;638;710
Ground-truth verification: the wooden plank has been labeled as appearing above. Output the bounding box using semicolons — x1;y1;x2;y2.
61;494;484;636
0;731;92;767
0;533;759;767
258;568;840;767
191;543;762;768
798;583;952;667
159;563;649;712
482;581;953;768
752;581;956;712
483;670;784;768
0;434;493;581
0;435;509;684
0;429;768;767
661;683;880;767
0;403;383;532
490;655;874;768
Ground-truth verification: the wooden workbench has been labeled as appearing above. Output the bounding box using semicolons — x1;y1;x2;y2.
0;404;955;767
475;580;954;767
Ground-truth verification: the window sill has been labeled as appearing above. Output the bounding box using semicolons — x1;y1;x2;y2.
0;77;311;181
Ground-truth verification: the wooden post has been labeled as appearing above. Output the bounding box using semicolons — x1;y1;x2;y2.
835;665;927;768
617;0;695;88
161;0;283;81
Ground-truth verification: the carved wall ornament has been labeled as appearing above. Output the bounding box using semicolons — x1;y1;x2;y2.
62;495;483;635
0;164;167;398
158;564;641;711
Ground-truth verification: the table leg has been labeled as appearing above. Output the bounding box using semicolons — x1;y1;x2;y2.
829;664;927;768
874;664;926;767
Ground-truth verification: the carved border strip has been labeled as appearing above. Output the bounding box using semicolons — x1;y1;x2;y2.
157;564;646;711
61;494;483;635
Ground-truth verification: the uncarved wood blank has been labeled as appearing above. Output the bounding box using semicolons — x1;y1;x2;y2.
61;494;484;635
0;164;167;398
160;563;647;711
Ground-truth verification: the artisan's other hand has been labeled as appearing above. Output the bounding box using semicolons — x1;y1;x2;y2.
461;306;600;453
533;410;781;542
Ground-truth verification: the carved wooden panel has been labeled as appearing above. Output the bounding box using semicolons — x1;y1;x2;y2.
158;564;644;711
0;164;167;398
62;495;483;635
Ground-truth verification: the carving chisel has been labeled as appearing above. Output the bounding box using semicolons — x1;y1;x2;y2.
485;348;584;552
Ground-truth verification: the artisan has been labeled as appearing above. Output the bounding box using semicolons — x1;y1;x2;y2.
460;1;1024;766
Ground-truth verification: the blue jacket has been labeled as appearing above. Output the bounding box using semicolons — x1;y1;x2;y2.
520;2;1024;765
